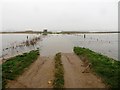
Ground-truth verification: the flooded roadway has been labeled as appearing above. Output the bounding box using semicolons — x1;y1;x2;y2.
0;33;118;60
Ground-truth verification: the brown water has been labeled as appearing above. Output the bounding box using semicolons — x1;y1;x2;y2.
0;33;118;60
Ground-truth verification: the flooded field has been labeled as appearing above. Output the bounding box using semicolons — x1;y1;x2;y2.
0;33;118;60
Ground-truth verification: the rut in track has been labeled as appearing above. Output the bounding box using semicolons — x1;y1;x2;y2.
61;53;105;88
7;56;55;88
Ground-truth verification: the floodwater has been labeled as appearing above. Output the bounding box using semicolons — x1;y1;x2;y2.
0;33;118;60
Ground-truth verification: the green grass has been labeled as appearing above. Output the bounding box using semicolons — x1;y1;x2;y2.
53;53;64;88
2;50;39;88
74;47;120;89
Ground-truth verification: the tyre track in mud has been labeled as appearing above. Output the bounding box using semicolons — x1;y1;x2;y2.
7;56;54;88
61;53;105;88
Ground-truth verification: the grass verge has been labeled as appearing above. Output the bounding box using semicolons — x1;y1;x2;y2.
53;53;64;88
74;47;120;89
2;50;39;88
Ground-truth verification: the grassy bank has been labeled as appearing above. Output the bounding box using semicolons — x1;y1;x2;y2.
2;50;39;88
53;53;64;88
74;47;120;88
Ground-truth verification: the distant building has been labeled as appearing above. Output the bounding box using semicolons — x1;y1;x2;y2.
43;29;47;33
43;29;48;35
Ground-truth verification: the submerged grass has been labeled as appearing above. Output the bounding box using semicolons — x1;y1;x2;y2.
53;53;64;88
2;50;39;88
74;47;120;88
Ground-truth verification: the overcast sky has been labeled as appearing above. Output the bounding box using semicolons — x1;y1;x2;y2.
1;0;119;32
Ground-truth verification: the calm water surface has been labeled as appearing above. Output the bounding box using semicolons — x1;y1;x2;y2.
0;33;118;60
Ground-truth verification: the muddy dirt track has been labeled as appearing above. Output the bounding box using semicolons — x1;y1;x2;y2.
61;53;105;88
7;53;105;88
7;56;55;88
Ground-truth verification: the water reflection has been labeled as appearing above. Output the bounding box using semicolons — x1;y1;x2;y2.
0;33;118;61
39;34;118;60
1;34;42;60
